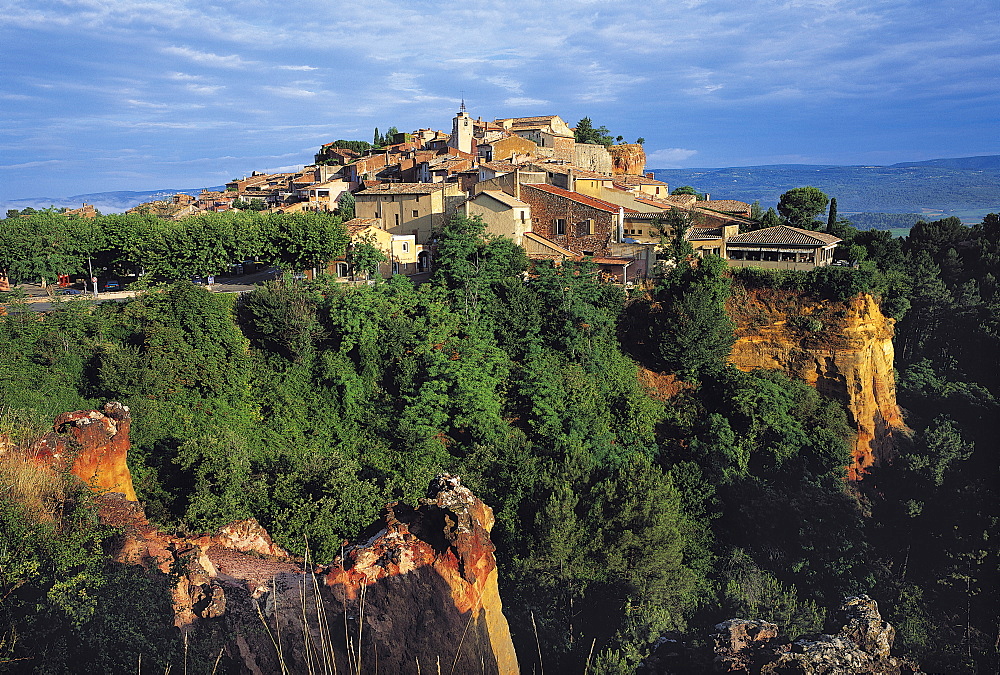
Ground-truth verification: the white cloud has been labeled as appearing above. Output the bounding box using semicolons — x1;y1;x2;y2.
263;86;318;98
186;84;225;95
162;46;252;69
278;65;318;71
0;159;63;170
504;97;549;107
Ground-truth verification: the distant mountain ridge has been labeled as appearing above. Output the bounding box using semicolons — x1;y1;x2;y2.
651;154;1000;224
2;187;225;215
4;154;999;223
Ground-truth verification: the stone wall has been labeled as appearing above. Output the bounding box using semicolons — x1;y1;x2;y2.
519;184;616;255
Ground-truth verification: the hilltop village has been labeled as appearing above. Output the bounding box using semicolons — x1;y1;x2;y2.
129;109;842;282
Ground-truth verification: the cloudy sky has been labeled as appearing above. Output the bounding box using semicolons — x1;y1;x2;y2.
2;0;998;199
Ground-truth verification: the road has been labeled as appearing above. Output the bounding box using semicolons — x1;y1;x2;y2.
0;269;279;313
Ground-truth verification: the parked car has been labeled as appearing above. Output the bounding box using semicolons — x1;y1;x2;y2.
57;288;83;295
102;279;121;291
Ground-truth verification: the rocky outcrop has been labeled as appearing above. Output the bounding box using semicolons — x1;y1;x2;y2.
19;406;520;673
313;474;519;674
29;401;137;500
610;143;647;175
99;471;518;674
646;596;921;674
727;289;908;480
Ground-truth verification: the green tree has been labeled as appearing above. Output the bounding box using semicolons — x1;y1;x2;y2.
777;187;829;230
760;207;783;228
264;212;349;274
827;197;838;232
337;191;356;220
349;233;387;279
671;186;698;196
574;117;614;146
652;255;735;377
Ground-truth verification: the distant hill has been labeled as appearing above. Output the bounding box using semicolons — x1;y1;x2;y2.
651;155;1000;225
1;187;225;215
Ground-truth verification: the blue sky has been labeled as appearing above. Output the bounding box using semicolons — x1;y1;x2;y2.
2;0;998;200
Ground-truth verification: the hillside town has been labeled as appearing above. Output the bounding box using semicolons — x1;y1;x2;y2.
125;108;842;283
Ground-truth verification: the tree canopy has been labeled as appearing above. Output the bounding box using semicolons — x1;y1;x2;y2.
777;187;830;230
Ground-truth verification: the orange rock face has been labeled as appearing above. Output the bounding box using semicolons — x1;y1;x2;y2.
727;289;907;480
610;143;646;175
317;474;519;674
30;402;137;500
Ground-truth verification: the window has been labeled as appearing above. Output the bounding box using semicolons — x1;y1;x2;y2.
401;242;409;253
520;210;526;222
336;262;349;278
555;218;566;235
394;214;400;227
412;210;419;218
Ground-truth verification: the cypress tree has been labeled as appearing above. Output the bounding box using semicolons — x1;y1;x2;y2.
827;197;838;232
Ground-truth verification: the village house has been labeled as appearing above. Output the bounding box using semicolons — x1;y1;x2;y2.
461;191;532;245
354;182;465;244
301;178;351;211
725;225;841;270
323;219;430;280
495;115;576;162
477;134;537;163
612;174;670;199
518;183;628;258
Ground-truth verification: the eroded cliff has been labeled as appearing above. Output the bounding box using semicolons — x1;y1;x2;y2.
19;408;519;674
727;288;907;480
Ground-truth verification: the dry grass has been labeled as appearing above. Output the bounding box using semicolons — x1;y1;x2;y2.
0;407;67;522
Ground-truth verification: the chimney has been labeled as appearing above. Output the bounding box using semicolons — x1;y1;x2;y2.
646;172;654;179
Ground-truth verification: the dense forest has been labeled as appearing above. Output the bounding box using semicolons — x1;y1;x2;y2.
0;209;997;673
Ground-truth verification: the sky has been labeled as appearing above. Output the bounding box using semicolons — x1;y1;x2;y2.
2;0;999;201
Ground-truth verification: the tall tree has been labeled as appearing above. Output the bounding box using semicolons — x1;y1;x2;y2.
574;117;614;146
826;197;838;232
777;187;829;230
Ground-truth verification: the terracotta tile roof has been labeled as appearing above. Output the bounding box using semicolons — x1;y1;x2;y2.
591;257;633;266
523;183;624;213
699;200;751;212
481;161;518;172
613;175;668;186
726;225;842;246
477;190;528;209
686;226;725;241
358;183;450;195
344;218;382;229
524;232;576;257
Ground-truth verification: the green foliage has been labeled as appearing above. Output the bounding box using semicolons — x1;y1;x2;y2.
652;255;734;377
573;117;614;146
0;484;181;672
777;186;830;229
7;209;1000;671
349;233;387;279
337;190;356;220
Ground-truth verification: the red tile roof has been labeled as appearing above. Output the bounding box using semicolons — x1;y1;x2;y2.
726;225;841;246
523;183;626;213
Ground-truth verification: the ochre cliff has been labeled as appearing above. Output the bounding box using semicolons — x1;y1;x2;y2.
21;408;519;674
318;474;519;674
610;143;647;175
29;401;137;500
727;289;907;480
